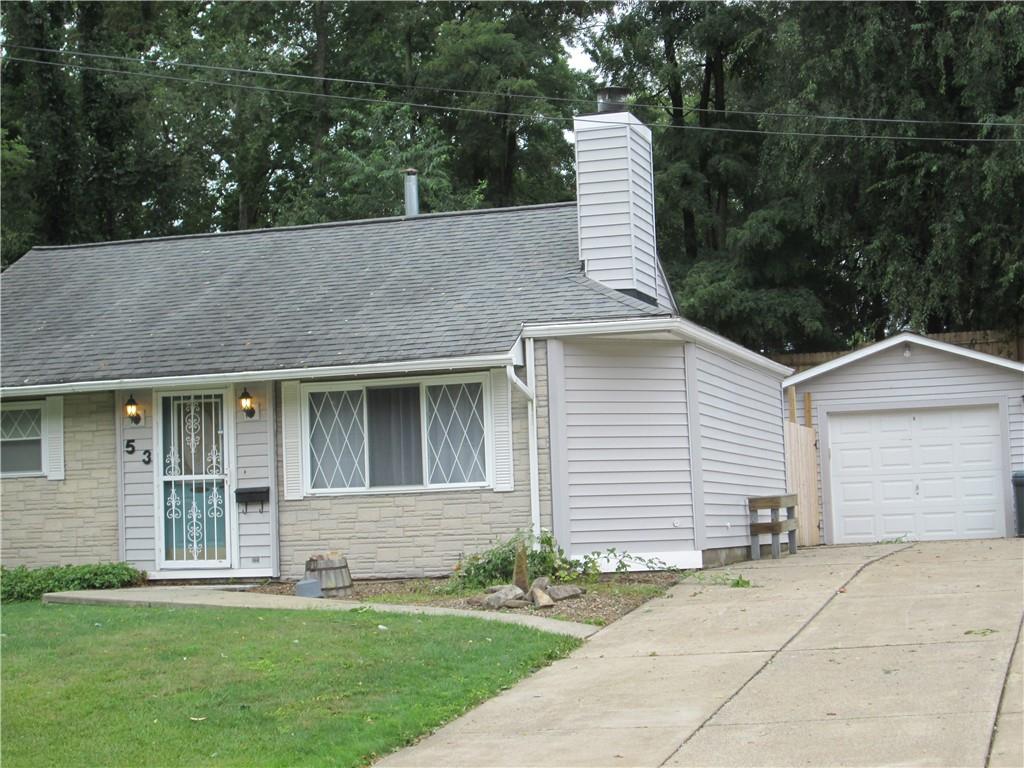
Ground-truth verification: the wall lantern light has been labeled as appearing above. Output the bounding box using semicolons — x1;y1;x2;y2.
239;388;256;419
903;343;912;359
125;395;142;425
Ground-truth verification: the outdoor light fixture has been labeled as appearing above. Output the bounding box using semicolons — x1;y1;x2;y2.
125;395;141;425
239;388;256;418
903;343;912;359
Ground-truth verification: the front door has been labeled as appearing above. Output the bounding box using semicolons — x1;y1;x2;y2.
158;392;232;568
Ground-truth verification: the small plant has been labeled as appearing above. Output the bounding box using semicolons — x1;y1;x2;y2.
684;571;756;588
0;563;146;602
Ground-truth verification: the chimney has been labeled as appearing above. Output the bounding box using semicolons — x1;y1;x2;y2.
403;168;419;216
573;87;670;308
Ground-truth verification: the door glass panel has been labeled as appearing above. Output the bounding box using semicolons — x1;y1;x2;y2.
161;394;227;564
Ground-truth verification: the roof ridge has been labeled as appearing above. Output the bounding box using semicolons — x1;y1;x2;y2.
29;200;578;252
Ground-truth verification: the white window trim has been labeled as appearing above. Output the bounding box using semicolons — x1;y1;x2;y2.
0;400;47;478
300;372;494;496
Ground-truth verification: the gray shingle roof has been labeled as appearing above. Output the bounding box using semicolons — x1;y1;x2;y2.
1;202;668;387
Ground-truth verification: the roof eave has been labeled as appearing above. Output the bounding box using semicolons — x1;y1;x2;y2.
784;331;1024;388
0;349;520;397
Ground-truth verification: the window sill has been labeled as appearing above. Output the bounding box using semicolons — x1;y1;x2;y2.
1;471;46;479
303;482;492;498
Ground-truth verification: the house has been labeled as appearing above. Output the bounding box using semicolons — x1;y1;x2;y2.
0;102;793;581
784;332;1024;544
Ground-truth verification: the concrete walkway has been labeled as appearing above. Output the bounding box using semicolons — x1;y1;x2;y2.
379;540;1024;768
42;586;598;640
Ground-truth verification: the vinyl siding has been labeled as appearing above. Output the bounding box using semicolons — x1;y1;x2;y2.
232;382;276;569
788;343;1024;538
574;117;661;302
554;339;695;556
695;346;788;548
118;388;156;571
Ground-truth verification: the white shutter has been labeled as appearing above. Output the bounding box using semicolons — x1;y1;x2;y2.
44;396;64;481
281;381;304;500
490;368;514;491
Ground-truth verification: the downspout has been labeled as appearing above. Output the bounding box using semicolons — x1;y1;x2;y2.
506;347;541;541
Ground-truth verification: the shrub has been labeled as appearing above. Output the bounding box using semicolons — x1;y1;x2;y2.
0;563;146;602
451;531;675;589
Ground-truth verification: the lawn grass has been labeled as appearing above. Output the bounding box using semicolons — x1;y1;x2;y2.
1;602;579;768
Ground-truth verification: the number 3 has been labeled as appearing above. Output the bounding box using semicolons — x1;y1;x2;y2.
142;450;152;466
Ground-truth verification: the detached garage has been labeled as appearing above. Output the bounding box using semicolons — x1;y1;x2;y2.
785;333;1024;544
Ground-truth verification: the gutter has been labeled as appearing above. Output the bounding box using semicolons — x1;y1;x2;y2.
507;358;542;541
1;351;518;397
522;317;793;378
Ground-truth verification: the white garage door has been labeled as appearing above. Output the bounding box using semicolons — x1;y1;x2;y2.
829;405;1006;543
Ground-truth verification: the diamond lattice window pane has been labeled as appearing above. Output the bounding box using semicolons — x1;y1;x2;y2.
309;391;366;489
1;408;42;440
425;383;486;484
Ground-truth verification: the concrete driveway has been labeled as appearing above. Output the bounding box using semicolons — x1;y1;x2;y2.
379;540;1024;768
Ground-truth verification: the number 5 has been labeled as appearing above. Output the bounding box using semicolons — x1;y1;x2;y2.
124;439;136;455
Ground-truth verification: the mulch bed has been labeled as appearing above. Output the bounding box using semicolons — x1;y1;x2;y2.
249;571;683;626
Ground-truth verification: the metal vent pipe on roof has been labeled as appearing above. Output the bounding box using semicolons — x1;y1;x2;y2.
403;168;419;216
596;85;629;113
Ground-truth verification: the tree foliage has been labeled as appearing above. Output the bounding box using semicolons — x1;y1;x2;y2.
1;1;1021;351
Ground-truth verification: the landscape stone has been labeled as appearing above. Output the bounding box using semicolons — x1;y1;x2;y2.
294;579;324;599
530;577;551;592
503;599;531;608
483;585;524;609
547;585;584;602
530;587;555;608
486;584;516;594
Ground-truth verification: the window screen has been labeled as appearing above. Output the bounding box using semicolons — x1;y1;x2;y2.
308;390;366;489
425;382;486;484
1;406;43;475
367;387;422;487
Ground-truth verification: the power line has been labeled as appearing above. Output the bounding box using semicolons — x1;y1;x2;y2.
10;44;1024;130
4;54;1022;144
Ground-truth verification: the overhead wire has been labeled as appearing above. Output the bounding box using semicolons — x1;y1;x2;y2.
3;53;1022;144
9;44;1024;129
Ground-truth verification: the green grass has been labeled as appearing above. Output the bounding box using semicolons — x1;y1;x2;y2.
1;603;579;768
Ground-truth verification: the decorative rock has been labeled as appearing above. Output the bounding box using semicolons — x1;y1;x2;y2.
294;578;324;599
530;587;555;608
483;585;524;609
546;585;584;602
503;599;531;608
486;584;516;594
529;576;550;592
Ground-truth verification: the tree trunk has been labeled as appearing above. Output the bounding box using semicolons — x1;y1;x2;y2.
698;54;716;251
311;1;331;171
663;30;698;262
712;47;727;250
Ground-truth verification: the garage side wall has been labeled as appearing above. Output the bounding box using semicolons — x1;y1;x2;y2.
694;345;788;549
548;339;696;561
788;343;1024;539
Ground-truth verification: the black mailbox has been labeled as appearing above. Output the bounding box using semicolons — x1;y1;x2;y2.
235;486;270;514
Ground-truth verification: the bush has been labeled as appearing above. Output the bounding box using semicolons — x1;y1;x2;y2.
0;563;146;602
451;531;678;589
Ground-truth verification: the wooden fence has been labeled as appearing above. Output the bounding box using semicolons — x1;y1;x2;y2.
774;329;1023;373
784;421;820;546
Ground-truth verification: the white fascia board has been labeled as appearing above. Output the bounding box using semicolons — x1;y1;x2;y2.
1;351;518;397
784;331;1024;388
522;318;792;378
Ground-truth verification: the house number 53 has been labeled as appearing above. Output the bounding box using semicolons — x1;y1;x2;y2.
124;440;152;465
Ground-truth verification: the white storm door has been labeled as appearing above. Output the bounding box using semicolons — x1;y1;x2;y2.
829;405;1005;544
158;392;233;568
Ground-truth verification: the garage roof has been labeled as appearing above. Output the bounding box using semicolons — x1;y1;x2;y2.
784;332;1024;388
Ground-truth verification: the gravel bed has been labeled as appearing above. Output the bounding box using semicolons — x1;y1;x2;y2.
248;572;683;626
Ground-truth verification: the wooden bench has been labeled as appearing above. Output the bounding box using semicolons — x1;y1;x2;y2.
748;494;798;560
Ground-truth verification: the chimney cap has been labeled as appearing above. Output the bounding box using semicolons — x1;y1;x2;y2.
596;84;630;113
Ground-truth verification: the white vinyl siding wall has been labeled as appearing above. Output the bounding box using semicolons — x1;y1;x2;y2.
118;388;156;571
233;382;276;569
552;340;695;556
695;346;788;548
787;343;1024;538
574;114;660;302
